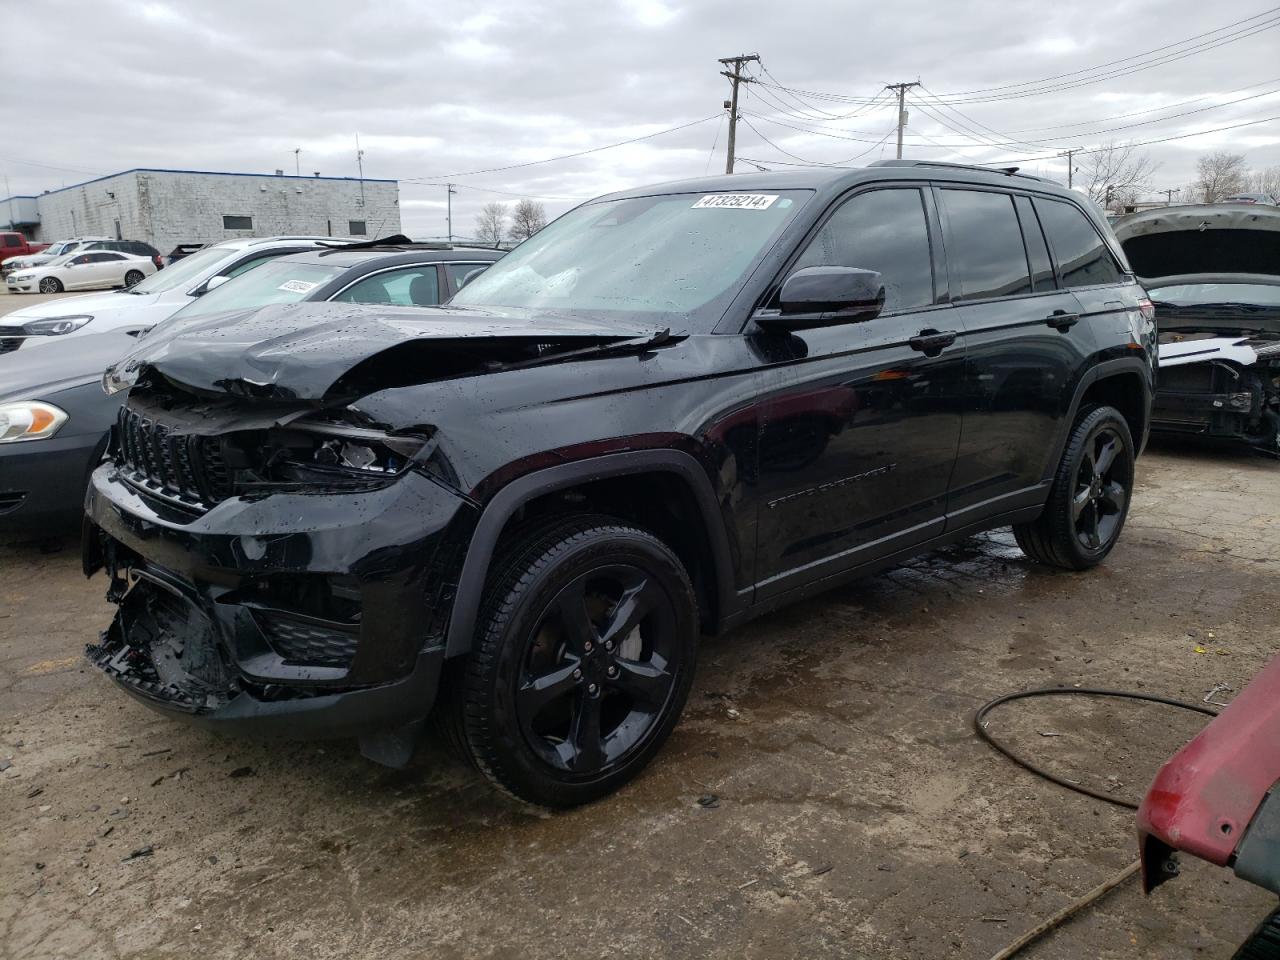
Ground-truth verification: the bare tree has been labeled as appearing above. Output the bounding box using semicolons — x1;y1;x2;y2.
1247;165;1280;202
508;199;547;242
1076;141;1159;210
473;202;507;245
1194;151;1249;202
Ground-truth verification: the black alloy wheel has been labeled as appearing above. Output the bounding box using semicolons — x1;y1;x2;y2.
1071;424;1130;552
449;515;698;807
1014;405;1136;570
515;563;679;776
124;270;145;287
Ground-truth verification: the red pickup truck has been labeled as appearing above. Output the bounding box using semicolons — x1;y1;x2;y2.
0;232;50;269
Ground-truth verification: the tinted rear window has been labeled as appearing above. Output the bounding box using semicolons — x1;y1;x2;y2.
1036;199;1123;288
939;189;1032;301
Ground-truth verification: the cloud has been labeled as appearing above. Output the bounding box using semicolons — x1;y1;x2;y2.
3;0;1277;238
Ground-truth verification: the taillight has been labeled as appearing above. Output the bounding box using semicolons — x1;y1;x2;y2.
153;256;163;268
1138;298;1156;322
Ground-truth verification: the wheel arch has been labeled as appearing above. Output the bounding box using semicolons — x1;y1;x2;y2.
1050;357;1153;479
444;450;738;658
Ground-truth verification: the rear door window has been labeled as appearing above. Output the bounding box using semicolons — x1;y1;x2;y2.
791;188;936;314
938;189;1032;301
1034;198;1124;288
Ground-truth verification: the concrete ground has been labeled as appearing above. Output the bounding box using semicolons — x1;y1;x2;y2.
1;408;1277;956
0;287;82;315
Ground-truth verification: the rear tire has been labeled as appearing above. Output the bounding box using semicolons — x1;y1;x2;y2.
124;270;144;287
1014;405;1135;571
38;277;63;293
449;514;698;807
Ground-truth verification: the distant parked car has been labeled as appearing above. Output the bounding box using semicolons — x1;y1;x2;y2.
0;231;50;273
164;243;205;266
5;250;157;294
142;241;505;336
0;235;359;352
2;236;112;276
1221;192;1277;205
83;239;165;270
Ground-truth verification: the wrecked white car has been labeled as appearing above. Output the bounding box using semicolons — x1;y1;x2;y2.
1113;204;1280;455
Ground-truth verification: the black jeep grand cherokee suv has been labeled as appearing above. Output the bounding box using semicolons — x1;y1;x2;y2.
85;161;1154;806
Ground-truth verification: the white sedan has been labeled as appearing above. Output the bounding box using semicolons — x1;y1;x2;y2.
5;251;157;294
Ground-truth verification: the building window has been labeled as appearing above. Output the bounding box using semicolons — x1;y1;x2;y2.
223;215;253;230
348;220;367;236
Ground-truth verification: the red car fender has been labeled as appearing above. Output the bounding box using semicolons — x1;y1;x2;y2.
1137;653;1280;892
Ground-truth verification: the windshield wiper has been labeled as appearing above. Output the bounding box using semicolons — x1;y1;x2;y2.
496;328;685;373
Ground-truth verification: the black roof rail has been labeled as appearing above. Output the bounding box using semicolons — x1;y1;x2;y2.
868;158;1048;181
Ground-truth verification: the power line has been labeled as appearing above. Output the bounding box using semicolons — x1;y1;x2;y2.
991;113;1280;165
933;6;1280;97
750;13;1280;107
401;114;720;182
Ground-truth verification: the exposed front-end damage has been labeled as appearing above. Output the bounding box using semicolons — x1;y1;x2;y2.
1113;204;1280;455
1154;330;1280;454
82;302;669;764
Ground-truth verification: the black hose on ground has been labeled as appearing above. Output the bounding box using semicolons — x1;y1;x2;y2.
974;686;1220;960
973;686;1219;810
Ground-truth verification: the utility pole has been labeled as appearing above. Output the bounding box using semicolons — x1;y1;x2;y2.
294;147;301;177
1161;187;1180;204
884;81;920;160
1057;148;1081;189
355;133;365;208
719;53;759;175
445;183;457;243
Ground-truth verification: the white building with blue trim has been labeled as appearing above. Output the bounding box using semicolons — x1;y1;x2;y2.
1;167;400;251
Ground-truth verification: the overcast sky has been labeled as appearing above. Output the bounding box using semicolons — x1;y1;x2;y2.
4;0;1278;238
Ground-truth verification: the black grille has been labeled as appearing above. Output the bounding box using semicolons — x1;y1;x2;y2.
116;406;230;508
254;612;359;667
0;338;21;354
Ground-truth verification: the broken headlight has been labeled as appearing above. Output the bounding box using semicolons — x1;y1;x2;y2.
242;420;430;491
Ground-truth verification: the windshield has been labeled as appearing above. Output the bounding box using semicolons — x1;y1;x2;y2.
1149;282;1280;308
166;259;345;322
42;242;72;258
126;245;239;294
450;190;810;328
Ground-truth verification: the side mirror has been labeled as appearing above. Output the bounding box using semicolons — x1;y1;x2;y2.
759;266;885;331
200;274;232;295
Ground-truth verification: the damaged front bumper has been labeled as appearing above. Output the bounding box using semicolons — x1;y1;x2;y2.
83;458;477;746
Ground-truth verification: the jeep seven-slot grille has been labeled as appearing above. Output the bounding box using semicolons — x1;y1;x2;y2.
116;407;232;507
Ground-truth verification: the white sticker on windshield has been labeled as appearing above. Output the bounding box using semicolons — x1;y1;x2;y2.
692;193;779;210
278;279;319;294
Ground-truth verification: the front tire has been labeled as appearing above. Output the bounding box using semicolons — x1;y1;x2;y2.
38;277;63;294
1014;405;1136;570
124;270;145;287
453;515;698;807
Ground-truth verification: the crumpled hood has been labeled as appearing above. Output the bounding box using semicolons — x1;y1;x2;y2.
111;300;665;403
0;331;139;402
1112;203;1280;283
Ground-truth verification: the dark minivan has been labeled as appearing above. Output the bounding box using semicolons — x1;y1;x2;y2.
85;160;1154;805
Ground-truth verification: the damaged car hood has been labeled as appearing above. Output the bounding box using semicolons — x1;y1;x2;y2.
108;301;672;403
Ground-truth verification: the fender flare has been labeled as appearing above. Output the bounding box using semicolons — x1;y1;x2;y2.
1046;356;1154;481
444;449;738;657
